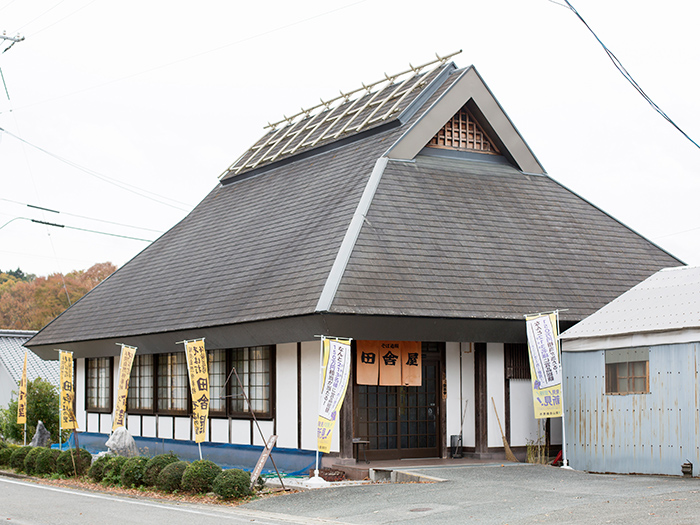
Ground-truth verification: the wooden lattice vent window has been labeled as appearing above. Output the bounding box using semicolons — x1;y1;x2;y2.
427;106;500;154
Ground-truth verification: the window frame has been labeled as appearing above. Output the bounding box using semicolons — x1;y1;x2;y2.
605;347;650;395
227;345;275;420
127;353;155;415
155;352;191;416
85;356;113;413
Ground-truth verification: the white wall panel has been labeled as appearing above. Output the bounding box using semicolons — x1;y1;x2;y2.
157;416;173;439
75;358;86;432
253;420;275;447
230;419;250;445
99;413;112;434
127;415;141;436
141;416;156;438
275;343;298;449
300;341;320;451
486;342;505;448
510;379;540;446
175;416;190;440
87;412;99;433
210;418;228;443
445;342;461;447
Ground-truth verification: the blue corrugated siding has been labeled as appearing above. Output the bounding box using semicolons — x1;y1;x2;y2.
563;343;700;476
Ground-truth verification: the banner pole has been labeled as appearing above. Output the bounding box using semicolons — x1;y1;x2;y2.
314;336;325;478
23;424;26;446
556;310;572;469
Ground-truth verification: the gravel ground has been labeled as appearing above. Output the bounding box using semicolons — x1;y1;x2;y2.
241;463;700;524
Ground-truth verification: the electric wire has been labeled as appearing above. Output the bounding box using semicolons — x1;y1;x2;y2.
0;216;154;242
0;126;193;211
0;197;165;233
562;0;700;150
12;0;67;32
23;0;99;38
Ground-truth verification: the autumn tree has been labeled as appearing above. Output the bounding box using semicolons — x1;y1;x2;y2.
0;262;116;330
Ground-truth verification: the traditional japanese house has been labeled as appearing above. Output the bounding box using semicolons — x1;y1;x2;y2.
560;265;698;476
26;54;681;469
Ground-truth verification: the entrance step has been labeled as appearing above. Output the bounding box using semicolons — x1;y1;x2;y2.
331;463;370;480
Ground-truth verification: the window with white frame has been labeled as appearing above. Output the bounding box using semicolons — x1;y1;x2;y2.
128;354;153;411
157;352;188;413
86;357;112;412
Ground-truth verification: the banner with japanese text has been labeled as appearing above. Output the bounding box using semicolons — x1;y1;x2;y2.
525;313;562;419
357;341;421;386
185;339;209;443
17;351;27;424
317;338;351;453
59;351;77;429
112;345;137;431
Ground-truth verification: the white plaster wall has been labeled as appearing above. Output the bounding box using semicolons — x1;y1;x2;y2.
445;342;465;448
141;416;156;438
510;379;539;446
210;418;228;443
127;414;141;436
99;413;112;434
230;418;250;445
87;412;99;433
75;358;86;432
275;343;298;449
253;420;275;446
175;416;191;440
486;342;505;448
157;416;173;439
458;343;475;447
0;364;15;409
188;416;210;441
300;341;321;451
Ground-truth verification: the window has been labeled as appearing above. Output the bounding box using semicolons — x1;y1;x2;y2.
86;357;112;412
208;349;227;414
605;347;649;394
505;343;531;380
157;352;188;413
230;346;273;418
128;354;153;412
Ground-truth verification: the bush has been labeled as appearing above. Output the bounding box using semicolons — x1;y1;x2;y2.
9;446;32;471
34;448;61;475
144;452;179;486
156;461;189;492
0;447;13;466
212;469;252;500
56;448;92;477
0;440;6;449
23;446;46;474
101;455;128;486
181;460;222;494
88;454;112;482
0;378;66;443
120;456;149;488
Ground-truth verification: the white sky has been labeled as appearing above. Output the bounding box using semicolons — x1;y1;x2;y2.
0;0;698;278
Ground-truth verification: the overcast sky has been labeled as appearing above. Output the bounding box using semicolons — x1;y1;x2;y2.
1;0;698;278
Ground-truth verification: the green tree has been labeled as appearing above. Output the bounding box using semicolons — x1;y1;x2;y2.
0;378;65;443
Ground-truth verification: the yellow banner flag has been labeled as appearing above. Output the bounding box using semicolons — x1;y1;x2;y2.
317;338;352;454
526;313;563;419
59;351;77;430
185;339;209;443
112;345;137;431
17;351;27;424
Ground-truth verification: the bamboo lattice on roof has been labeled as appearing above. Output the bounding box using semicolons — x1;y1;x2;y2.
221;51;462;178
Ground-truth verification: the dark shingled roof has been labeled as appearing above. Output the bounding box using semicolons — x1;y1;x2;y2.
27;61;682;354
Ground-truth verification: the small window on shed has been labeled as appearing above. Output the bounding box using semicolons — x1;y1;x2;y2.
605;347;649;394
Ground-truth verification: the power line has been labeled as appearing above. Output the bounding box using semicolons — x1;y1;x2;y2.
561;0;700;150
0;126;193;211
0;197;164;233
0;216;154;242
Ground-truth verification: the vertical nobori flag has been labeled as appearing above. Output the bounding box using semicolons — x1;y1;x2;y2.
185;339;209;444
525;312;562;419
17;350;27;424
59;351;77;429
112;345;137;431
317;338;352;454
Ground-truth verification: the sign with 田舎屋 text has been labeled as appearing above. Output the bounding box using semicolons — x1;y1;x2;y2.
356;341;421;386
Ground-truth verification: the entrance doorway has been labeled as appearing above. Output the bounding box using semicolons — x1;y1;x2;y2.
354;342;443;460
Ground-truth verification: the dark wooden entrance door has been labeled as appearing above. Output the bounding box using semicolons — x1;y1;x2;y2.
355;343;442;460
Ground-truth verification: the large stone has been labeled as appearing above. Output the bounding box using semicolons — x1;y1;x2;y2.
30;420;51;447
105;426;139;457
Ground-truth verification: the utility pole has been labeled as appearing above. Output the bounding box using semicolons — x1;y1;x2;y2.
1;31;24;53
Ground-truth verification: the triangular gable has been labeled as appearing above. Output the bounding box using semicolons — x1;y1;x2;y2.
426;104;500;154
385;66;545;174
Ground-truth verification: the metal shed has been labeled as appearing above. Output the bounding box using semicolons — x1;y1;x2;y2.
560;265;700;476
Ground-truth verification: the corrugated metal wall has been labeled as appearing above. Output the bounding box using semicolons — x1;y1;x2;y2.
563;342;700;476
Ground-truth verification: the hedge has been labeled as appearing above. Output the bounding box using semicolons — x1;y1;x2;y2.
212;469;252;500
156;461;189;492
57;448;92;477
181;460;222;494
144;452;179;486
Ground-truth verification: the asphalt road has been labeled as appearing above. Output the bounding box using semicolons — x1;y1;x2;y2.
3;464;700;524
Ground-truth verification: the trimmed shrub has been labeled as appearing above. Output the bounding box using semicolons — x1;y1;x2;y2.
34;448;61;475
57;448;92;477
101;455;128;486
0;447;13;466
181;460;222;494
23;446;46;475
120;456;149;488
0;440;6;449
9;446;32;471
212;469;252;500
88;454;112;482
156;461;189;493
144;452;179;486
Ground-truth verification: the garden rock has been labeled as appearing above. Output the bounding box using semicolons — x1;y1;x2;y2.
105;427;138;457
30;421;51;447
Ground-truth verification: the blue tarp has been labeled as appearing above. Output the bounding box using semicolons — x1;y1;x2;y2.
54;432;316;476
